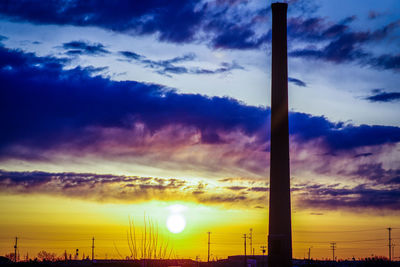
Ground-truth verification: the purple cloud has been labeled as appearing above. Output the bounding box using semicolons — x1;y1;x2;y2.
1;46;400;163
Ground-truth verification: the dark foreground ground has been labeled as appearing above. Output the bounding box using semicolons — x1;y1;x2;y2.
1;257;399;267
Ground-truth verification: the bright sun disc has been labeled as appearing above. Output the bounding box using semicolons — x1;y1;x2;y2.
166;214;186;233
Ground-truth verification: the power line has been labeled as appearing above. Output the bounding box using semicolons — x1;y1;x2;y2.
295;228;387;234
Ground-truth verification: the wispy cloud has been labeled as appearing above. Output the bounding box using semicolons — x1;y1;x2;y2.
119;50;243;77
289;17;400;71
288;77;307;87
0;170;266;207
295;183;400;211
1;170;399;212
365;89;400;103
62;40;110;55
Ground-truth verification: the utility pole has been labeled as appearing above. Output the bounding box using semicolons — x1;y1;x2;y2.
330;243;336;261
14;237;18;263
388;227;392;261
261;246;267;267
92;237;95;261
249;228;253;256
243;234;247;267
308;246;312;261
207;232;211;263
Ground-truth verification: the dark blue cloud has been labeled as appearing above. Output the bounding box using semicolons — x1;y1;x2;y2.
288;112;400;150
62;40;110;55
288;77;306;87
119;50;243;77
287;16;357;43
290;32;370;63
365;90;400;102
206;20;269;49
1;46;400;160
0;0;398;57
297;183;400;211
368;53;400;71
288;17;349;42
119;51;143;60
0;45;265;156
289;18;400;71
0;0;205;44
0;0;270;49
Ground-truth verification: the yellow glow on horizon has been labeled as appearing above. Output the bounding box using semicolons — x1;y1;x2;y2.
0;194;399;261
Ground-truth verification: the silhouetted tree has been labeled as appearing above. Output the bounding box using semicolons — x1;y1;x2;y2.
127;215;173;260
37;250;57;261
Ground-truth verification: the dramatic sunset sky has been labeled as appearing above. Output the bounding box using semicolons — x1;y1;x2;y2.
0;0;399;261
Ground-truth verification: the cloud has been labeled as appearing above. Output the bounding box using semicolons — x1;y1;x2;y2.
368;54;400;71
288;16;400;71
0;0;271;50
119;51;144;60
0;169;186;202
0;169;267;207
0;0;267;49
2;169;399;211
288;77;306;87
354;152;373;158
226;186;247;191
364;90;400;102
119;50;243;77
368;11;383;20
1;46;400;179
62;40;110;55
0;0;206;44
350;163;400;185
207;21;269;49
0;0;398;61
288;16;353;42
295;183;400;211
248;187;269;192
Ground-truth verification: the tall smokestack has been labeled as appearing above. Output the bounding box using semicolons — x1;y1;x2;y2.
268;2;292;267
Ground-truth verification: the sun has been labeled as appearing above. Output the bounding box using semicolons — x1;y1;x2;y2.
166;214;186;234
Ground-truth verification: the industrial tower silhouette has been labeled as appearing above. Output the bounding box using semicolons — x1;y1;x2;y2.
268;2;293;267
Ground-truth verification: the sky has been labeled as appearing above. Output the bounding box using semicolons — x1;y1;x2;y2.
0;0;399;261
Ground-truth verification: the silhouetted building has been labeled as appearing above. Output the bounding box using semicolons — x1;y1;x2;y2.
268;2;292;267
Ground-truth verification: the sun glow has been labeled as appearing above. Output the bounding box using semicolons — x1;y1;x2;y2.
166;204;187;233
166;214;186;233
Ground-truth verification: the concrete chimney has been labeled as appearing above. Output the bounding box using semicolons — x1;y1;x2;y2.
268;2;292;267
